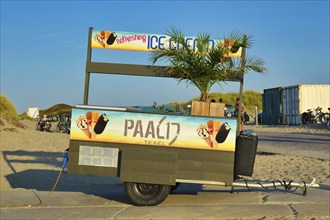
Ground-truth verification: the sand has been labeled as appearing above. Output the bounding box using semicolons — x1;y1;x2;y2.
0;119;329;192
246;123;330;134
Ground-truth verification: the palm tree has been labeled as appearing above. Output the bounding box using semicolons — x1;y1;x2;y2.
150;27;267;101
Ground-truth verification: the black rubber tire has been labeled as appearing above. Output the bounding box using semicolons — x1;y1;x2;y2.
302;117;308;124
321;114;329;125
124;182;170;206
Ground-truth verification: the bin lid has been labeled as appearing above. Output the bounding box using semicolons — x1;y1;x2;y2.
240;129;257;136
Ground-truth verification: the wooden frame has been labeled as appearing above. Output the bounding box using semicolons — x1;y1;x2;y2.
83;27;246;133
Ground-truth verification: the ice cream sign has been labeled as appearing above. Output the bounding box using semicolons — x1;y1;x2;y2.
91;29;242;58
71;108;237;152
124;116;180;146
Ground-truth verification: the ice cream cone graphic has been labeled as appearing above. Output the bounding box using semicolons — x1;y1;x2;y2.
76;115;91;138
94;35;105;47
81;127;91;138
197;124;213;148
91;112;99;139
93;31;107;48
203;135;213;148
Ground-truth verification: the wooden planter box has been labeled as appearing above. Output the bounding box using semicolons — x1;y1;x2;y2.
191;101;225;117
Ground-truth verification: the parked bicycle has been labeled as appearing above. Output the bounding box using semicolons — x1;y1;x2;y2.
56;116;71;134
302;106;324;124
325;108;330;130
36;120;52;132
321;107;330;125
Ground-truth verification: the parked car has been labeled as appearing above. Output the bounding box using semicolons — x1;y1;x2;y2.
225;104;235;117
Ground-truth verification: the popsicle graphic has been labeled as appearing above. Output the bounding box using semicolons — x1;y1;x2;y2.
76;115;91;138
104;31;111;39
207;120;214;135
86;112;92;125
91;112;100;139
106;32;117;45
197;124;213;148
86;111;93;137
215;122;231;143
212;120;222;148
94;113;109;134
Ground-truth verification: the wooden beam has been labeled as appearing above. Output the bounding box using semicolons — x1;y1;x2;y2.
86;61;170;77
86;61;242;81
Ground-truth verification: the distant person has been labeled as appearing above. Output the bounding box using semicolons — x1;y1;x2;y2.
210;99;216;103
235;98;245;130
240;105;246;130
219;98;223;103
235;98;241;112
235;98;245;113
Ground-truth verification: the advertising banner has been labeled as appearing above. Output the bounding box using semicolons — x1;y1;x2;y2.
71;108;237;152
91;29;242;58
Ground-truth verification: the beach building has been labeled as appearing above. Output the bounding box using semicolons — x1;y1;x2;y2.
27;107;39;119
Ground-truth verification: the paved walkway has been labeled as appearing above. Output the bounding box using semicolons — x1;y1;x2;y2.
1;131;329;219
1;182;329;219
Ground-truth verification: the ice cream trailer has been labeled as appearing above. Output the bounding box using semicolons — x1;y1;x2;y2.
67;27;259;206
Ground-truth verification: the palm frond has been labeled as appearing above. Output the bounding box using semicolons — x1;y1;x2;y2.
149;27;267;101
241;55;268;74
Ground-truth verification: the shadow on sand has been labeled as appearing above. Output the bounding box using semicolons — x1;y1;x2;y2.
2;150;329;205
2;150;203;204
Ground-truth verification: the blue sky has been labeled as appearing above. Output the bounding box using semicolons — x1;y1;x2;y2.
1;0;329;113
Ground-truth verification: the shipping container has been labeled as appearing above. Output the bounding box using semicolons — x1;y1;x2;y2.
282;86;300;125
282;84;330;125
262;87;282;125
262;84;330;125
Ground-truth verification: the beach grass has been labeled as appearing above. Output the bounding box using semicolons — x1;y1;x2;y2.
0;94;27;129
0;94;18;119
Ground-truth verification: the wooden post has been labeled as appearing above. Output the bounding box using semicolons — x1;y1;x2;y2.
236;35;247;136
254;105;258;126
84;27;93;105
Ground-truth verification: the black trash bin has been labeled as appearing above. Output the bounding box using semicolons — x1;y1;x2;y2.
234;130;258;177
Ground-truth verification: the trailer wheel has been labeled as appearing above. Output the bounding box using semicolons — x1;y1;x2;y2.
124;182;170;206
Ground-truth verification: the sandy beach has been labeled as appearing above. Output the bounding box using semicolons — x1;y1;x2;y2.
0;119;329;192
